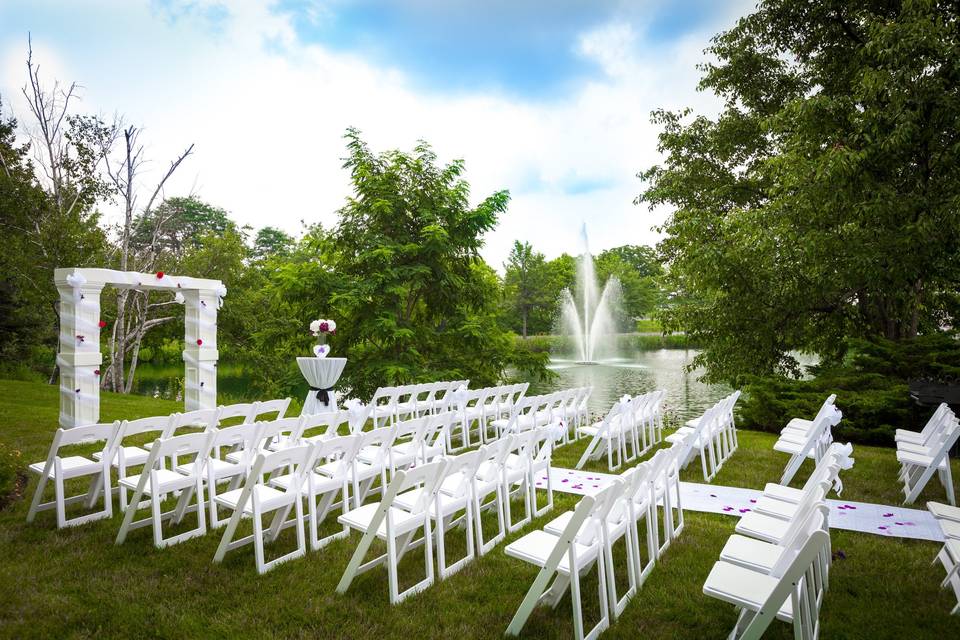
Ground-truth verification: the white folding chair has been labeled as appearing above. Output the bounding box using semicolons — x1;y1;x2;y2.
350;426;395;508
473;437;509;555
217;402;258;425
576;397;630;471
251;397;292;422
94;414;176;510
897;402;951;445
273;434;360;551
504;482;621;640
775;406;842;486
300;409;352;442
337;459;448;604
213;444;314;573
370;385;401;428
115;431;214;547
898;416;959;505
397;448;485;578
545;469;641;619
198;422;260;528
736;479;834;545
27;421;120;528
703;529;831;640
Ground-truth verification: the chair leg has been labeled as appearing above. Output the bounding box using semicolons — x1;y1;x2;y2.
26;471;50;523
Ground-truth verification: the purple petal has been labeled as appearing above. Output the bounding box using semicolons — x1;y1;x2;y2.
739;508;751;513
749;499;757;504
709;494;717;498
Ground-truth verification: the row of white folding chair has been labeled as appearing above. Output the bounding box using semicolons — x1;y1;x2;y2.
704;508;832;640
896;402;952;447
394;380;469;421
369;380;470;428
504;445;684;640
111;412;341;547
626;389;667;453
215;398;291;424
774;401;843;486
702;449;849;639
666;391;740;481
897;406;958;505
927;501;960;614
493;392;568;442
575;390;666;471
668;401;725;482
575;397;633;471
25;399;292;529
556;387;592;446
447;382;529;451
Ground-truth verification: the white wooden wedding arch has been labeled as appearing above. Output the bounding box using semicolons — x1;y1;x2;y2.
54;267;226;428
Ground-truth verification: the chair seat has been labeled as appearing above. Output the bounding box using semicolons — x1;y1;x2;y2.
942;520;960;540
178;457;242;479
505;529;599;574
703;561;792;622
762;483;804;504
772;439;811;456
94;445;150;467
928;501;960;523
735;511;791;544
119;469;194;495
29;456;101;479
896;450;938;467
894;429;924;444
896;441;931;456
719;534;784;573
785;418;812;430
357;446;386;464
394;487;468;516
338;502;425;537
753;495;799;520
271;471;342;494
216;484;291;512
350;459;386;482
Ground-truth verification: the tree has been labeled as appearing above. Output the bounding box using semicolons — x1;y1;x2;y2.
242;130;549;399
252;226;295;261
503;241;551;337
638;0;960;384
100;125;194;393
0;67;109;379
595;245;664;323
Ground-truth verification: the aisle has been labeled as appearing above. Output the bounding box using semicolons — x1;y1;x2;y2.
539;467;944;542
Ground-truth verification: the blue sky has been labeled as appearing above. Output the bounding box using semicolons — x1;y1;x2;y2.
0;0;753;267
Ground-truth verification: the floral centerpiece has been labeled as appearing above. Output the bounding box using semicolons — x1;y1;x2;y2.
310;318;337;358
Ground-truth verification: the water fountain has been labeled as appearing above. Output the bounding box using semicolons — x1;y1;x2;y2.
558;225;622;364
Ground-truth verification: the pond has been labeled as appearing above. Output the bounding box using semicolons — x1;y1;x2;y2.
134;348;729;423
525;349;729;423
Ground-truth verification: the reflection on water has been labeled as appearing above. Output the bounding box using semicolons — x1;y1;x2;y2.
525;349;730;422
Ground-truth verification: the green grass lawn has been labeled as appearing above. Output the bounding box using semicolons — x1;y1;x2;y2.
0;378;958;639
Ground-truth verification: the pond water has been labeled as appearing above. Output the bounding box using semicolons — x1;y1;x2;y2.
134;348;730;422
525;349;729;423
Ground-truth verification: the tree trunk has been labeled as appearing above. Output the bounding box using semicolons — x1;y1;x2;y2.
522;308;528;338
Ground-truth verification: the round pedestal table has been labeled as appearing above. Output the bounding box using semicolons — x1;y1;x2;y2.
296;357;347;415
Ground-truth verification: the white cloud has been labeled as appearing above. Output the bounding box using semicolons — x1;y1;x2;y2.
0;0;750;271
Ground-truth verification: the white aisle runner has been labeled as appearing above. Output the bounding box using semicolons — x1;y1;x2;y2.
537;467;944;542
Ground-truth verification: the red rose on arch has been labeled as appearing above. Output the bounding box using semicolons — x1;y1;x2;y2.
98;320;107;328
156;271;165;279
196;338;203;346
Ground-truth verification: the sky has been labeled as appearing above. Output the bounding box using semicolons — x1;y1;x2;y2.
0;0;753;269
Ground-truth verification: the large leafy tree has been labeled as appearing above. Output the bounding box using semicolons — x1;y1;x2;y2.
243;130;548;399
639;0;960;384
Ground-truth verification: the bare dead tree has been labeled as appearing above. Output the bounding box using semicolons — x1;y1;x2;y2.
101;124;194;393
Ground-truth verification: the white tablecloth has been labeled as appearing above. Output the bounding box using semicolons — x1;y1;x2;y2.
296;357;347;415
